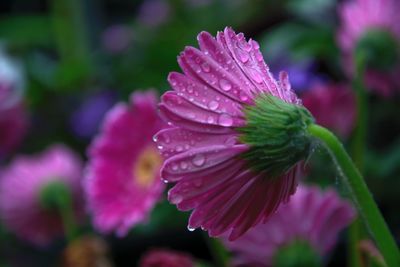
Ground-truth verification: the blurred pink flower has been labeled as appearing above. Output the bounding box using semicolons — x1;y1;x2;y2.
0;96;29;158
0;145;83;246
0;50;28;158
223;185;356;267
139;249;194;267
301;83;356;138
337;0;400;96
84;91;166;236
155;27;304;241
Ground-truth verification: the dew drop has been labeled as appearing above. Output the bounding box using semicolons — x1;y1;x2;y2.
187;226;196;232
219;79;232;91
170;194;183;204
225;136;237;147
201;62;211;72
180;161;188;170
152;135;158;142
162;178;169;184
249;69;263;83
239;91;249;101
218;113;233;127
237;50;249;63
192;154;206;167
171;164;179;171
207;116;215;124
208;100;219;110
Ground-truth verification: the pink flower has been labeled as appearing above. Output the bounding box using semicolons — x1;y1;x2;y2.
337;0;400;96
84;91;166;236
0;145;83;246
155;27;306;240
0;97;29;158
301;83;356;138
139;249;194;267
223;185;356;267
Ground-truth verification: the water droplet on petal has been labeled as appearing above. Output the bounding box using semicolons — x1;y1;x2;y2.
208;100;219;110
187;226;195;232
180;161;188;170
152;135;158;142
162;178;169;184
237;50;249;63
219;79;232;91
201;62;210;72
192;154;206;167
171;165;179;173
218;113;233;127
225;136;237;146
170;194;183;204
207;116;215;124
239;91;249;101
249;69;263;83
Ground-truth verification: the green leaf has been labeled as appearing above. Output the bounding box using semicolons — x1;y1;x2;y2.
0;15;53;47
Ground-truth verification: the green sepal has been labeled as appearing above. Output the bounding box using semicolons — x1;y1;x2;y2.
238;94;315;177
272;240;322;267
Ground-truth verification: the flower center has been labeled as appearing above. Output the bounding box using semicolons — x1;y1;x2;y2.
133;146;162;188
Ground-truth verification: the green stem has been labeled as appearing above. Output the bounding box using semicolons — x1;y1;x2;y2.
307;124;400;267
203;233;229;267
56;192;77;242
349;42;369;267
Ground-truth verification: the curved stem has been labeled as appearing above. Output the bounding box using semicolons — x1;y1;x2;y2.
308;124;400;267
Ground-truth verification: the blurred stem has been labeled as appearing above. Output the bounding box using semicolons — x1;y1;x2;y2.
349;49;368;267
50;0;91;70
57;192;77;243
308;124;400;267
203;234;229;267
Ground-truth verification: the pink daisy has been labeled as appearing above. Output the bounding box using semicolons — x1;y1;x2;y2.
301;82;356;139
223;185;356;267
154;27;312;240
337;0;400;96
0;145;83;246
84;91;166;236
139;249;194;267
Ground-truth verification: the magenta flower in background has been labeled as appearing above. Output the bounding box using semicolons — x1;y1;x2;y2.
155;27;306;240
0;49;28;158
84;91;166;236
337;0;400;96
139;249;194;267
223;185;356;267
301;83;356;139
0;145;83;246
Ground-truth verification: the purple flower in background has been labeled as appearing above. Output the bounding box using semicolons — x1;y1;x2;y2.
70;90;117;139
271;59;322;93
223;185;356;267
0;145;83;246
102;25;133;54
137;0;171;27
301;82;357;139
0;49;28;158
337;0;400;96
